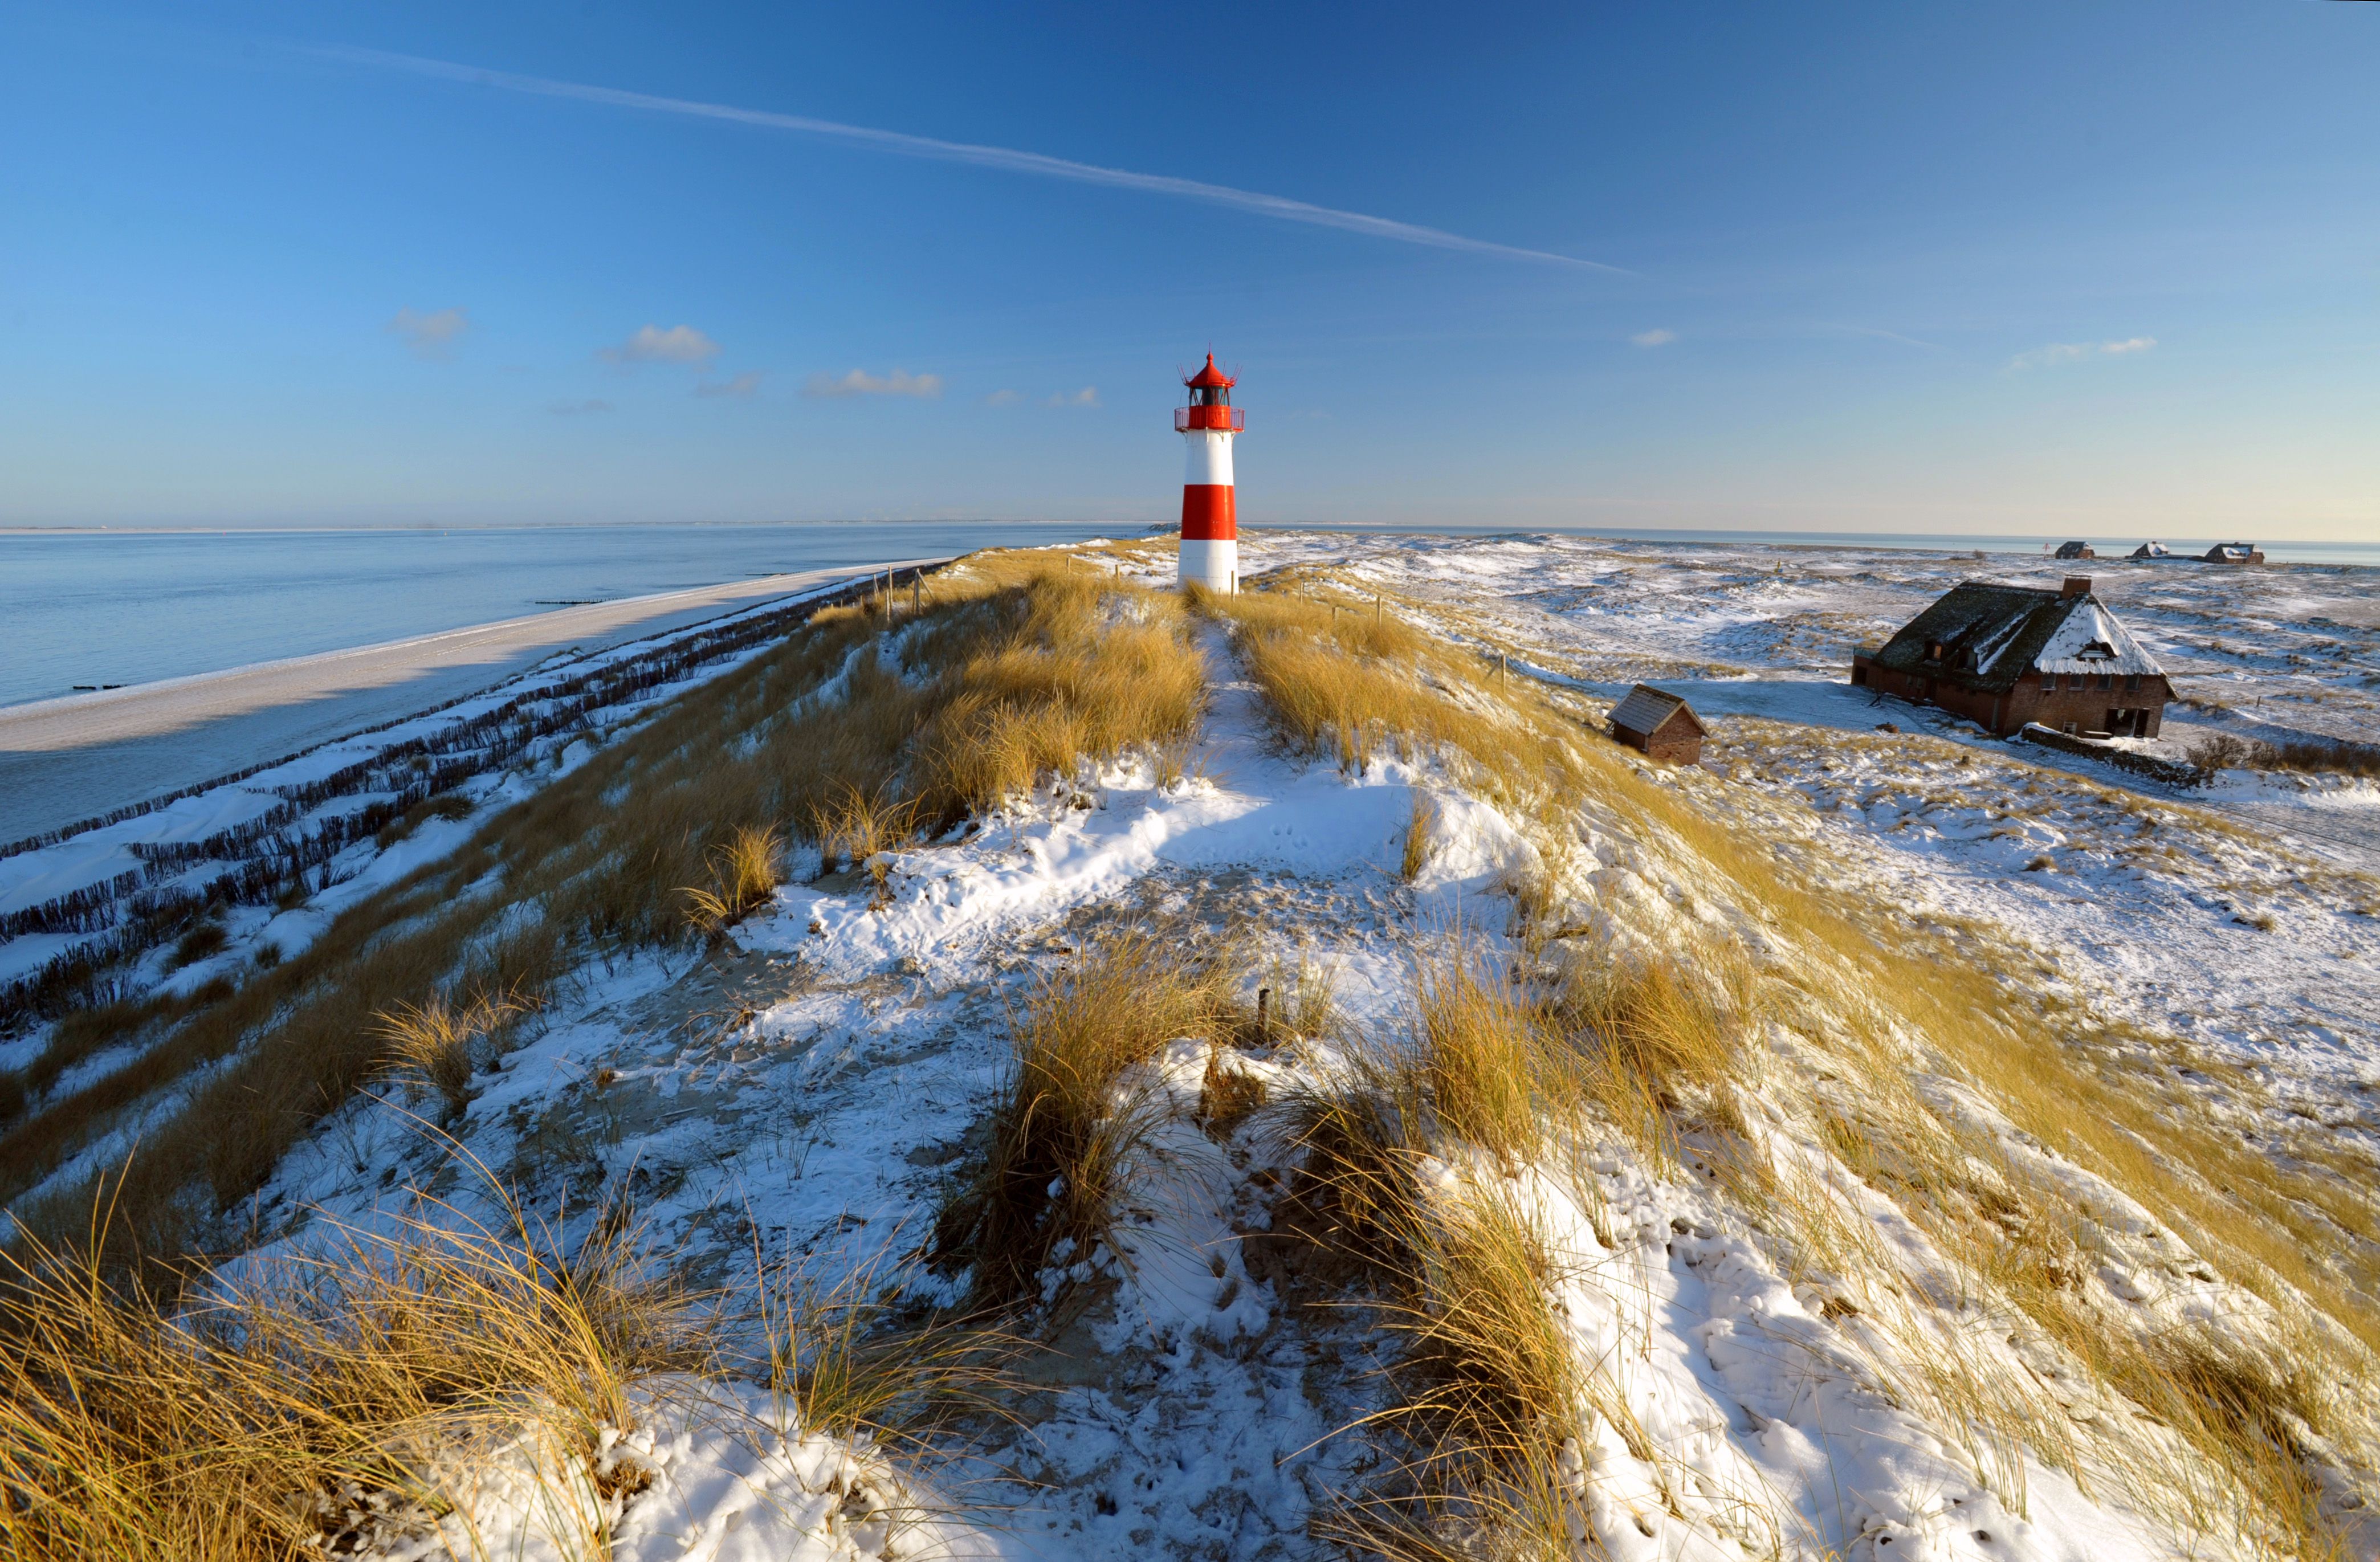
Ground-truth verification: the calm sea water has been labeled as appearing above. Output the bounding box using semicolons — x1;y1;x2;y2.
0;522;1124;709
5;521;2371;709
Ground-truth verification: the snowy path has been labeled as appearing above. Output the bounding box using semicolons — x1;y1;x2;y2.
221;558;2334;1560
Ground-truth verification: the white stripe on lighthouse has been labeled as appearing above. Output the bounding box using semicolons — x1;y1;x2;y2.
1179;537;1237;592
1183;431;1235;487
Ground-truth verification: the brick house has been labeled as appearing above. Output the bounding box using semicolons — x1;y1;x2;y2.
1607;684;1706;763
1850;577;2174;739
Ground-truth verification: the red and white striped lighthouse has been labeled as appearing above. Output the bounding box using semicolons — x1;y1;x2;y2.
1173;353;1244;592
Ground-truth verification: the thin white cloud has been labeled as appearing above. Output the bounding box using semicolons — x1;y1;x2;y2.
804;369;943;399
316;46;1626;274
983;388;1023;407
388;306;468;359
602;324;720;366
1629;328;1677;348
2010;336;2157;370
1047;386;1099;407
547;398;612;415
1831;323;1944;350
695;370;764;399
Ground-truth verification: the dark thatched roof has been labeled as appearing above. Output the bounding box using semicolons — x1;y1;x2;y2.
1870;581;2164;696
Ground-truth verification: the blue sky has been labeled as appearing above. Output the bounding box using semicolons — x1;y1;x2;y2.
3;2;2374;537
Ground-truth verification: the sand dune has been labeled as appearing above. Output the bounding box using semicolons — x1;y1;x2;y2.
0;561;939;843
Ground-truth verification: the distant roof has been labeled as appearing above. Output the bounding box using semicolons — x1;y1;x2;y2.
1185;353;1236;390
1872;581;2165;693
1609;683;1704;739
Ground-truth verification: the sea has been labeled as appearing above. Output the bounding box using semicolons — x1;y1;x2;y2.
4;520;2374;710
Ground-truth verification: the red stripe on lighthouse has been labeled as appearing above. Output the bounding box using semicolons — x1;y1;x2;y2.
1181;485;1236;541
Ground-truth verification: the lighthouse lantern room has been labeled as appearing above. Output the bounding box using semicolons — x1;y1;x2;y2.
1173;353;1244;592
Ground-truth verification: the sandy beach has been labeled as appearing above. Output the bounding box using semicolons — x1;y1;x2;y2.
0;560;940;844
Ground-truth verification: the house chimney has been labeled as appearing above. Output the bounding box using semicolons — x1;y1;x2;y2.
2061;576;2091;598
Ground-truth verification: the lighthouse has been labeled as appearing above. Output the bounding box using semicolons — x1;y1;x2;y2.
1173;353;1243;592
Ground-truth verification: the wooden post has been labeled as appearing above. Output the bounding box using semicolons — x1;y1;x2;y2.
1374;594;1382;629
1500;651;1509;690
1256;986;1270;1040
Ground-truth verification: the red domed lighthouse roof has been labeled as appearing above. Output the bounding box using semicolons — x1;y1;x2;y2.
1184;353;1236;390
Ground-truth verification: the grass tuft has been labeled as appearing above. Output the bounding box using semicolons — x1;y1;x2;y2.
1417;952;1550;1163
932;927;1226;1306
680;823;785;932
375;989;526;1115
0;1169;703;1561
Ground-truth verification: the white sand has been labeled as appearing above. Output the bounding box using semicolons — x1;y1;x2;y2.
0;561;940;843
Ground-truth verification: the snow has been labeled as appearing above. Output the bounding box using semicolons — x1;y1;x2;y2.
2031;598;2163;679
28;530;2380;1559
358;1379;996;1562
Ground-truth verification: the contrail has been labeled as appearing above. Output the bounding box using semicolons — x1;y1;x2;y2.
312;45;1625;274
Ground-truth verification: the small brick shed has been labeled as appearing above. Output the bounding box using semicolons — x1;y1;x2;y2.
1608;684;1705;764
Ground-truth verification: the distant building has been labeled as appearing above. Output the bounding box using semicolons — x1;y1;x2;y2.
2053;540;2095;560
2128;541;2170;560
2199;542;2265;565
1607;684;1705;764
1850;577;2173;738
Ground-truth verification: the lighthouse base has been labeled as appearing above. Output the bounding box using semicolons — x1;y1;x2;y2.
1178;536;1237;594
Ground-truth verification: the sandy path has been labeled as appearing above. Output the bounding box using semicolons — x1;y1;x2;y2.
0;560;943;843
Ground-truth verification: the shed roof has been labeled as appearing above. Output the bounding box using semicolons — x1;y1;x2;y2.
1609;683;1705;738
1871;581;2165;694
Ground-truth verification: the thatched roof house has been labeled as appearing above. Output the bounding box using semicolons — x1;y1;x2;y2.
1851;577;2173;737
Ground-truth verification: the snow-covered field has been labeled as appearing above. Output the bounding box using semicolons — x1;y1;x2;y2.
12;532;2380;1560
1239;533;2380;1140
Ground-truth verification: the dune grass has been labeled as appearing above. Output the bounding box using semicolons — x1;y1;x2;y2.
376;988;528;1116
0;1171;704;1562
1189;583;1576;800
680;823;784;932
1210;569;2373;1552
1577;740;2372;1556
931;927;1231;1306
1;552;1202;1298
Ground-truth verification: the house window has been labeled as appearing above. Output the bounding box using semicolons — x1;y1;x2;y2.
2097;674;2113;691
2124;674;2139;692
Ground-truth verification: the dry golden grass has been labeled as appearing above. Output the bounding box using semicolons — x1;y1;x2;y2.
376;989;526;1116
931;926;1230;1306
1198;578;2374;1549
808;784;918;875
1401;791;1437;882
1417;953;1551;1163
1551;943;1754;1167
1324;1189;1588;1562
0;1171;703;1561
753;1242;1016;1451
680;823;785;932
4;553;1204;1301
1192;584;1566;793
1560;740;2370;1554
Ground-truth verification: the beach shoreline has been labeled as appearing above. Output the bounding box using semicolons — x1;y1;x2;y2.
0;560;943;844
